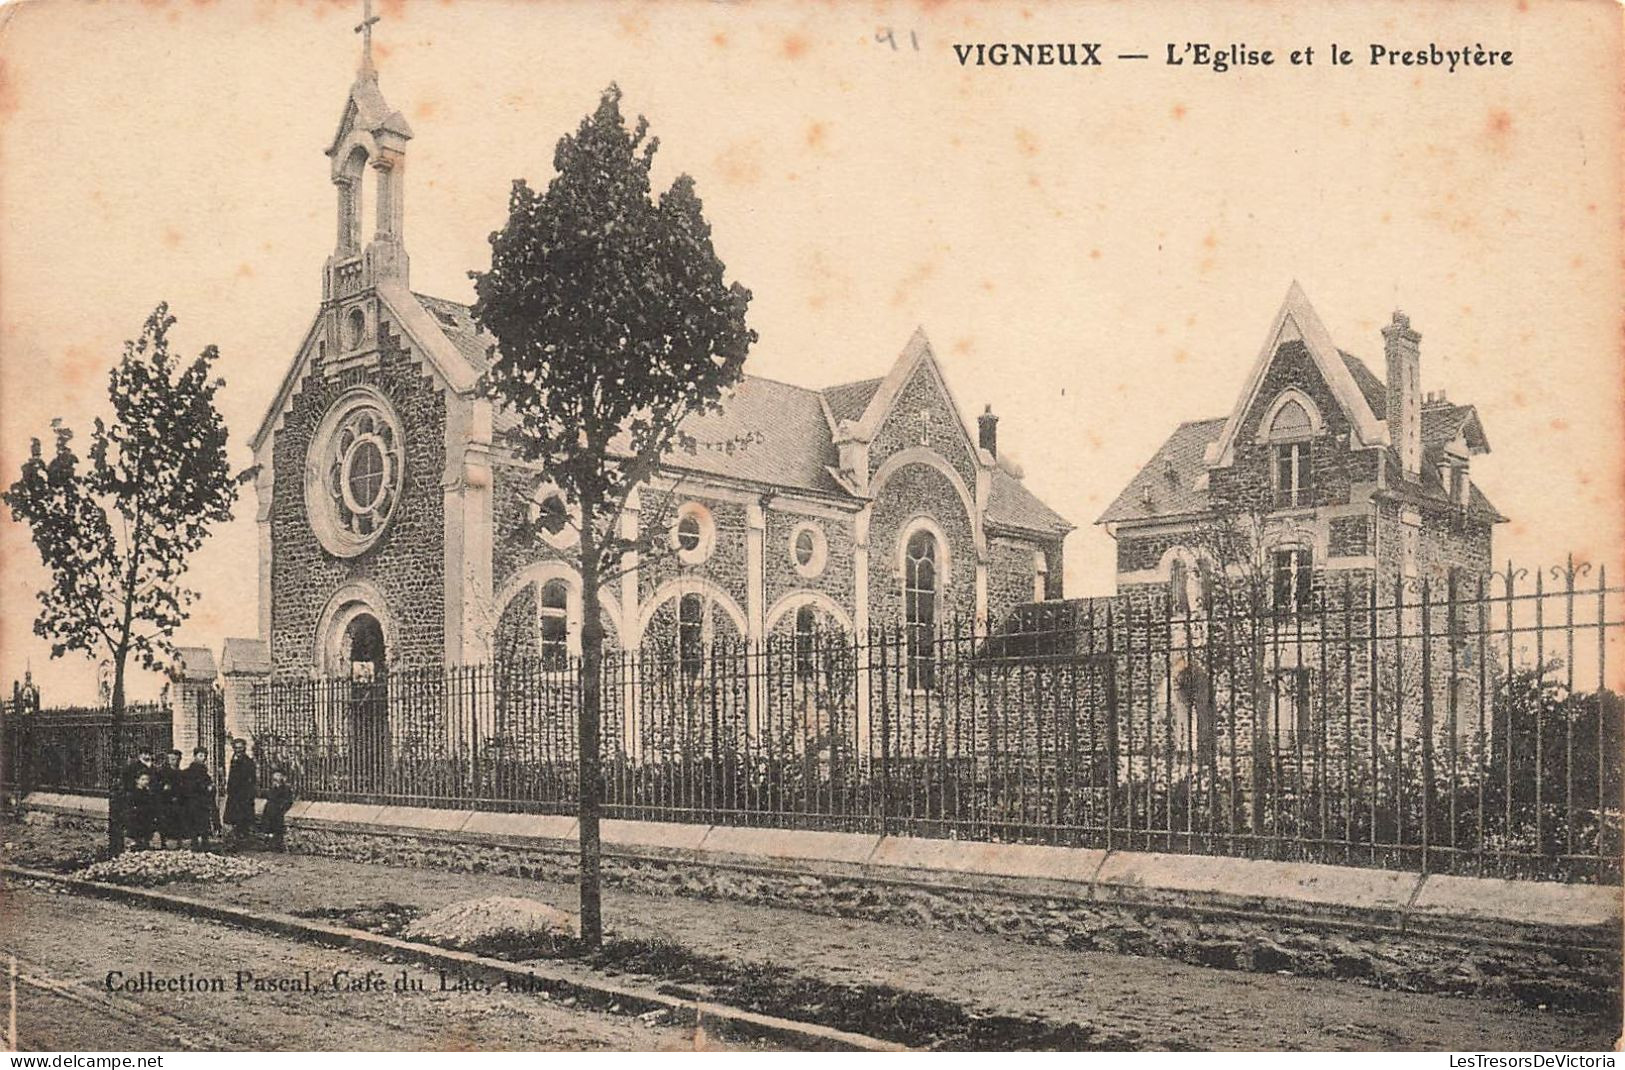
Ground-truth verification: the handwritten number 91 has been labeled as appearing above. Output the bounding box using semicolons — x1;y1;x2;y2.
876;27;920;51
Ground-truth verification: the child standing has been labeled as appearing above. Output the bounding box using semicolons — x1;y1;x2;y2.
126;772;160;850
261;769;295;852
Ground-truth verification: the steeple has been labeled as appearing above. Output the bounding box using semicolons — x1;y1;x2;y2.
323;0;413;302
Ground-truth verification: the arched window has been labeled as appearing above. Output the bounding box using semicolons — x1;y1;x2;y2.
345;306;368;351
678;593;704;677
1269;397;1315;508
794;605;817;680
904;530;938;690
538;579;570;669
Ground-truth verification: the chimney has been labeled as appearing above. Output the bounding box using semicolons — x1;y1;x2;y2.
978;404;999;458
1382;310;1422;477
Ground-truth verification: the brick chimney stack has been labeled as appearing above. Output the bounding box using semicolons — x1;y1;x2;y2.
978;404;999;458
1383;310;1422;477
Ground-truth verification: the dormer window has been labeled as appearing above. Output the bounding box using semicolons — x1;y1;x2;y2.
1450;465;1468;507
1268;398;1314;508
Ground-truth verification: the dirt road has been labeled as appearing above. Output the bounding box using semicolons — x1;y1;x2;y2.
0;884;742;1052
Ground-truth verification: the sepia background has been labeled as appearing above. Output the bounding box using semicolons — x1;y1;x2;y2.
1;0;1619;703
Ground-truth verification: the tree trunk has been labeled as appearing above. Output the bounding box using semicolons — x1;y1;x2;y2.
107;653;127;856
576;486;605;948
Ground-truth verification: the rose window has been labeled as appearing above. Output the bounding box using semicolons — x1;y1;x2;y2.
305;391;406;557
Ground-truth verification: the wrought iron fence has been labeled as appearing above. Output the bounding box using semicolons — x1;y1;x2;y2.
249;562;1623;883
1;703;173;797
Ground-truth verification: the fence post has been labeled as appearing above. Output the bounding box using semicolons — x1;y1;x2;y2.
876;627;891;838
1104;606;1118;853
1420;578;1434;875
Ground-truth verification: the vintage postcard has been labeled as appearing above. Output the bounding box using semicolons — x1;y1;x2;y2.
0;0;1620;1055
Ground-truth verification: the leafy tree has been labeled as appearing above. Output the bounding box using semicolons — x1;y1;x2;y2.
471;85;755;946
4;304;250;852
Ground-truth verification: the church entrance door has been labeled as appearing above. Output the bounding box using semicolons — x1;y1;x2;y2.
344;613;389;798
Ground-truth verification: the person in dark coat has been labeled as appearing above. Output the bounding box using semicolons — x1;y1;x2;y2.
126;771;160;850
112;746;155;851
223;738;257;845
179;747;220;848
155;750;184;848
261;769;295;852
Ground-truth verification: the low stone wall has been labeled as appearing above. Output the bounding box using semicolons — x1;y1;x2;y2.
20;792;1621;1012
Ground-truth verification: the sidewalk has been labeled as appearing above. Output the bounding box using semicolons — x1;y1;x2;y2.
5;821;1614;1051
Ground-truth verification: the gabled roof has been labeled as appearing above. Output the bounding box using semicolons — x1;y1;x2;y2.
415;292;494;373
1097;418;1225;525
1099;295;1506;529
1205;282;1388;467
250;285;482;453
821;377;883;426
325;71;413;160
1422;400;1490;454
664;375;847;497
988;467;1073;536
844;328;983;459
1341;350;1388;420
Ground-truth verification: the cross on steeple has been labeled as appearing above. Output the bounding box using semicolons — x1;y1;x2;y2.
355;0;381;76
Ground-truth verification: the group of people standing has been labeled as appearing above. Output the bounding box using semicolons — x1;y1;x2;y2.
118;738;295;852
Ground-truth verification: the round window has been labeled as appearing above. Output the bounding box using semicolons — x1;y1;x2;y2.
789;522;828;579
671;503;715;565
677;515;703;552
529;484;580;550
305;391;406;557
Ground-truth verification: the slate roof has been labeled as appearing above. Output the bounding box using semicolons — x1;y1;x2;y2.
1097;398;1503;526
988;468;1072;535
1340;350;1387;420
414;293;494;373
1096;418;1226;525
821;378;883;425
663;376;847;497
416;294;1070;532
1421;400;1490;453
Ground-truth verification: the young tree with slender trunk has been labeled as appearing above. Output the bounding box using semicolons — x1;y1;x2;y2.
4;304;250;853
471;85;755;947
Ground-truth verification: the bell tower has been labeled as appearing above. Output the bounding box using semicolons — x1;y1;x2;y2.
323;0;413;309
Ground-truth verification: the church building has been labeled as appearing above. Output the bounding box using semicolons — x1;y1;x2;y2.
249;40;1072;680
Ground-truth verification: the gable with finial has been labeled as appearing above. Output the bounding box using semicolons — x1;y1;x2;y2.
1203;281;1388;469
841;327;987;492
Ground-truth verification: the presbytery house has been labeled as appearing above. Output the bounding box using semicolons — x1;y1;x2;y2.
1090;283;1505;758
248;47;1071;683
1098;281;1503;615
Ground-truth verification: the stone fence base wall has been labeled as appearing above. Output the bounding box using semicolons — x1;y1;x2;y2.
19;792;1621;1013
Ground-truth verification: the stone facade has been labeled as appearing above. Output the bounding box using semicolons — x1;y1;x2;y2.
1080;285;1506;776
266;318;447;673
248;54;1073;695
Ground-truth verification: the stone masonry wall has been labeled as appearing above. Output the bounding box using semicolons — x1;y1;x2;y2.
868;364;980;495
271;820;1618;1014
269;316;446;672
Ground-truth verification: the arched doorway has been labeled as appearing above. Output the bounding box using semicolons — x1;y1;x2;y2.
344;612;389;797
